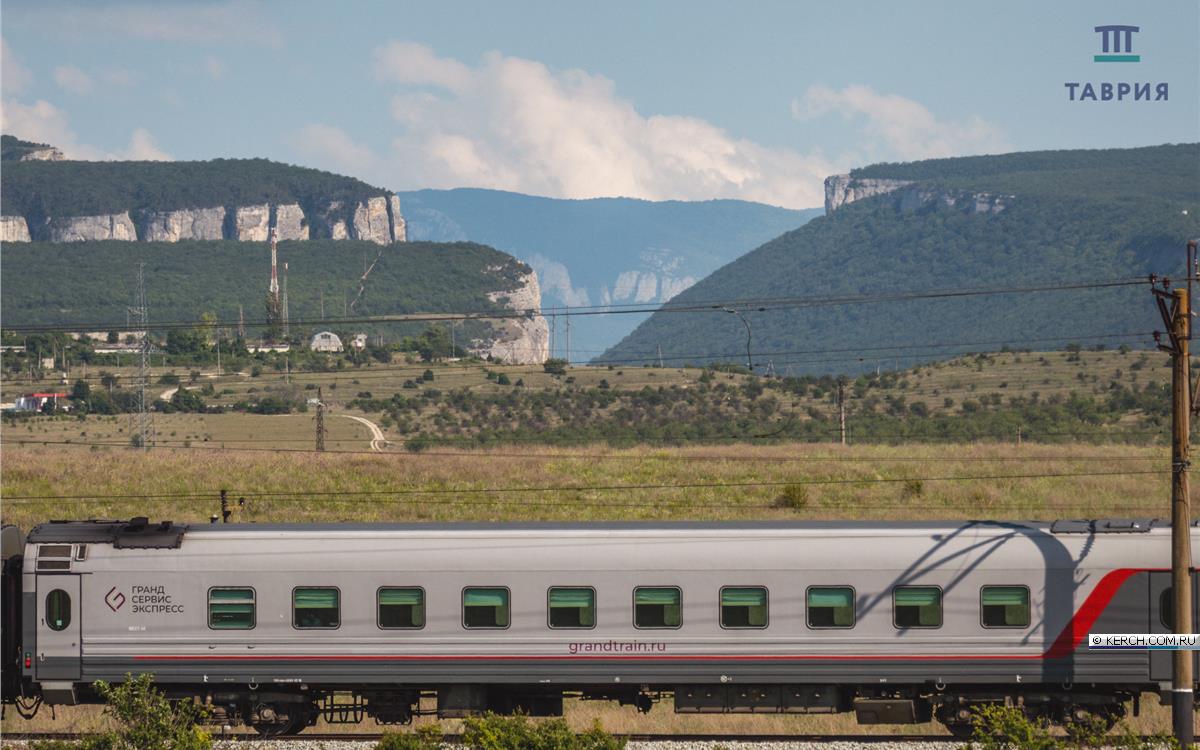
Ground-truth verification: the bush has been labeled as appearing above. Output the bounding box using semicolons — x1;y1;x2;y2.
460;714;624;750
376;724;443;750
83;673;211;750
774;484;809;510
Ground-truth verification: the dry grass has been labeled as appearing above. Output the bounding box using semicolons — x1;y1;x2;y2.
0;442;1171;527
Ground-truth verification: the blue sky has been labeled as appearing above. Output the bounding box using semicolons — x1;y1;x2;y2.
2;0;1196;208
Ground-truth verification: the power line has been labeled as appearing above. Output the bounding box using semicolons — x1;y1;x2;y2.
0;468;1168;503
1;277;1154;335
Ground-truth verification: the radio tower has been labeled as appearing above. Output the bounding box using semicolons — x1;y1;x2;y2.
127;263;154;450
281;261;290;340
264;228;282;342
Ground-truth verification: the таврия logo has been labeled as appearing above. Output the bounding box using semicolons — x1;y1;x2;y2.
1064;24;1165;101
105;586;126;612
1094;25;1140;63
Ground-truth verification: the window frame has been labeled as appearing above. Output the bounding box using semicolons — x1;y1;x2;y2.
376;586;426;631
805;585;857;630
461;586;511;630
718;585;769;630
546;586;597;630
207;586;257;631
45;588;71;632
291;586;341;630
892;585;944;630
979;585;1031;630
632;585;683;630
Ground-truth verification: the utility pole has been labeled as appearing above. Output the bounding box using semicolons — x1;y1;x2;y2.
238;305;246;340
657;343;664;369
565;315;571;365
315;387;326;452
1152;240;1195;749
837;378;847;445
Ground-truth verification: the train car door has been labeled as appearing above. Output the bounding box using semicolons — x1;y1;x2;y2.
35;574;80;680
1149;571;1198;682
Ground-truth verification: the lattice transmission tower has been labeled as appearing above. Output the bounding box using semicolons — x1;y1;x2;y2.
127;263;154;450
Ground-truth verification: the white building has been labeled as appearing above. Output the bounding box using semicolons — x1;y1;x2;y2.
310;331;344;353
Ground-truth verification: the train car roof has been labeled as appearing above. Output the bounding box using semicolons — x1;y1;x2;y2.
24;517;1169;548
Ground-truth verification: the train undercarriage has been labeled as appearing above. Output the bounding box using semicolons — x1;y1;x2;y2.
13;681;1143;737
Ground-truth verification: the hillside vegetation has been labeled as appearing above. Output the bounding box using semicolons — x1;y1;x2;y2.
0;157;388;217
0;240;527;331
601;143;1200;373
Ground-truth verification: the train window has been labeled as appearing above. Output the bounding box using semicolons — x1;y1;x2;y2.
208;588;255;630
378;588;425;629
981;586;1030;628
45;589;71;631
548;587;595;629
463;588;510;629
720;587;768;628
1161;588;1173;630
634;587;681;629
893;586;942;628
807;586;855;628
293;587;340;629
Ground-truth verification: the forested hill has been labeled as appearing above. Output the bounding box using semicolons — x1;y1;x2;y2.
599;143;1200;373
1;157;388;217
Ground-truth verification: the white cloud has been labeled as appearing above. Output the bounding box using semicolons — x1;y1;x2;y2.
2;38;32;94
115;128;172;161
344;43;837;209
792;84;1010;162
100;68;137;87
54;65;94;94
0;97;170;160
13;1;281;46
287;123;377;175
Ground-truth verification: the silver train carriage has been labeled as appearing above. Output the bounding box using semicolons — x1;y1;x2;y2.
2;518;1198;736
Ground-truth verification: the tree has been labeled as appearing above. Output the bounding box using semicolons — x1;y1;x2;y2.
170;388;206;413
70;379;90;401
106;330;119;344
543;358;568;375
100;371;120;393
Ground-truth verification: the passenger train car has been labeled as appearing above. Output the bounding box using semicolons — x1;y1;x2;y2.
2;517;1197;736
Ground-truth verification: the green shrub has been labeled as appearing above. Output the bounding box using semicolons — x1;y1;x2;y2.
375;723;443;750
89;673;211;750
460;714;624;750
774;484;809;510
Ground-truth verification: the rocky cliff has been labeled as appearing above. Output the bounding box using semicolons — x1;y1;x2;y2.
2;197;407;244
472;269;550;365
824;174;1010;215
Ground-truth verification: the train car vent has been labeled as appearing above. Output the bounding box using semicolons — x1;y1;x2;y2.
1051;518;1158;534
36;544;72;571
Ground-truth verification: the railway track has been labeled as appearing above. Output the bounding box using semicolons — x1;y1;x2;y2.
0;731;964;744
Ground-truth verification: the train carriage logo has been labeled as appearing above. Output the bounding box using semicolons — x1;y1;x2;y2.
104;586;126;612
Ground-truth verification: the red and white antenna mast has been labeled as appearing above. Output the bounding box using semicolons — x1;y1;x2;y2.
268;227;280;298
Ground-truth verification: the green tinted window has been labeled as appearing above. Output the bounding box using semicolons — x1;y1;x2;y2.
807;586;855;628
46;589;71;632
209;588;254;630
548;588;595;628
463;588;509;628
635;587;681;628
378;588;425;629
981;586;1030;628
894;586;941;628
293;587;339;629
720;587;767;628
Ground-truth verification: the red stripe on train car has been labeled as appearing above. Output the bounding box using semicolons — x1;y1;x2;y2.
132;567;1164;664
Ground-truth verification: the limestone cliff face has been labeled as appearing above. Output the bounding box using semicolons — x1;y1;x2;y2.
138;206;226;241
825;174;1010;216
1;195;408;244
824;174;914;213
232;204;270;241
473;270;550;365
1;216;30;242
19;146;64;162
43;213;137;242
